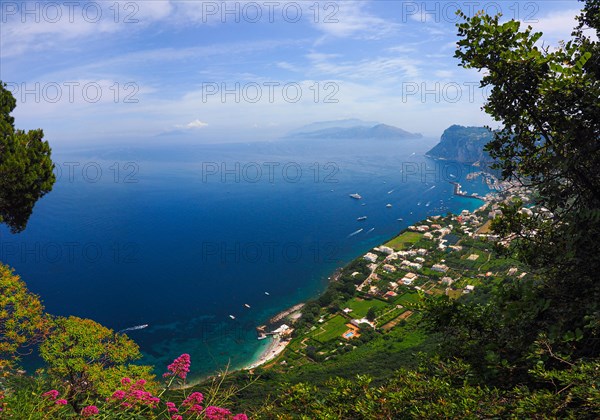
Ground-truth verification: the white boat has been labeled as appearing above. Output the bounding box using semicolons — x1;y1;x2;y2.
118;324;149;333
348;228;363;237
229;315;236;320
349;193;362;199
357;216;367;221
386;204;392;208
244;304;251;308
264;292;270;296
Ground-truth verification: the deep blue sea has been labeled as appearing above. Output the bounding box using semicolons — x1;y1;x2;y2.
1;137;491;379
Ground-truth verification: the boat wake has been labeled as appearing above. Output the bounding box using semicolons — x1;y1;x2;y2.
118;324;148;333
366;228;375;234
347;228;363;238
424;185;436;193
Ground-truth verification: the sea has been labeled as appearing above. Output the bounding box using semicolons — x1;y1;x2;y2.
0;136;492;380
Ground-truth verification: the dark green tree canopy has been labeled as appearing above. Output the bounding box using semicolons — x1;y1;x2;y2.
0;82;55;233
423;0;600;386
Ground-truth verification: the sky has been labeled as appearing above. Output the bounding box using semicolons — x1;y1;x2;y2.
0;1;586;146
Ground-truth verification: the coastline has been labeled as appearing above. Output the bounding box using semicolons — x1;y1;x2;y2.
244;334;287;370
196;173;498;380
239;180;497;372
241;303;305;371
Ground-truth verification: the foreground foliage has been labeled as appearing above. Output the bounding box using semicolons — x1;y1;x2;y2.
256;359;599;419
0;82;55;233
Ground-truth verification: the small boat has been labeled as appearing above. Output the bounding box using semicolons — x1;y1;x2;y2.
361;203;366;206
348;228;363;237
386;204;392;208
118;324;149;333
357;216;367;221
229;315;236;320
244;304;251;308
397;218;403;221
349;193;362;199
387;189;394;194
264;292;270;296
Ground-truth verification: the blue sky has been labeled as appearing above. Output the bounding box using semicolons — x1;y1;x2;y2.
0;1;585;145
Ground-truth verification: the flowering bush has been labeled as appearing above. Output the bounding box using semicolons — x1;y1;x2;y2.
81;405;99;417
1;354;249;419
106;378;161;410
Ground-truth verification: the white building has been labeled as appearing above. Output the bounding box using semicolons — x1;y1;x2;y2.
432;264;449;273
364;253;378;263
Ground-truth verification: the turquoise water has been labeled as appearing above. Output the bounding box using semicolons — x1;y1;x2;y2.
0;137;491;379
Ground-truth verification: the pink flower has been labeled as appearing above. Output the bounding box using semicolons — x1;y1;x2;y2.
164;354;191;380
136;379;147;386
166;402;178;413
182;392;204;406
111;390;126;400
233;415;248;420
81;405;99;417
56;399;68;405
121;377;131;385
171;415;183;420
205;406;232;420
187;404;203;414
42;390;59;400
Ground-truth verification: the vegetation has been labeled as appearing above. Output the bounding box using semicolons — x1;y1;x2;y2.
422;0;600;385
384;231;422;250
0;264;48;368
0;82;55;233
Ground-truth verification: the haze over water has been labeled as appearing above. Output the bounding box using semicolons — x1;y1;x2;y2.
1;137;491;379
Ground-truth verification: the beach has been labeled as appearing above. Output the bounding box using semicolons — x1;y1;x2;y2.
242;303;305;370
244;335;289;370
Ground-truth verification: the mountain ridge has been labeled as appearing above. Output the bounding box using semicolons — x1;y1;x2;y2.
287;121;423;140
426;124;494;163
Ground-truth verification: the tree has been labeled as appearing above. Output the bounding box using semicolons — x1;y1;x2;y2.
39;316;155;410
424;0;600;383
0;82;55;233
0;263;49;368
366;306;377;322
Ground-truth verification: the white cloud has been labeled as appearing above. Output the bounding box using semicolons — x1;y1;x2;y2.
306;52;421;82
186;119;209;129
434;70;455;79
312;1;399;40
525;8;592;45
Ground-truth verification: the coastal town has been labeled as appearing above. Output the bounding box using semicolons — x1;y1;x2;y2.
247;176;537;372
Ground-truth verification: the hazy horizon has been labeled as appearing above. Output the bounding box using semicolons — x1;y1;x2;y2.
1;1;582;146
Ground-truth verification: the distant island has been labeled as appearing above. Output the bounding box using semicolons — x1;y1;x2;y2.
426;125;494;163
286;119;423;140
